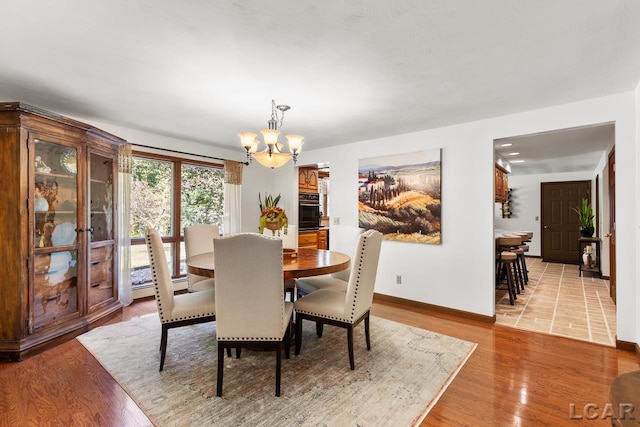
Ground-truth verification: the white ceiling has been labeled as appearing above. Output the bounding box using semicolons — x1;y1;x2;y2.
1;1;639;173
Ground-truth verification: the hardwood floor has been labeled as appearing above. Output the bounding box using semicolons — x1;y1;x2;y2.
0;297;637;426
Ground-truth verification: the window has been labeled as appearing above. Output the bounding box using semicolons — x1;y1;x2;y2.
129;153;224;287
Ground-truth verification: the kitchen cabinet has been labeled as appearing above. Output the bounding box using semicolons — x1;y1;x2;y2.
0;102;124;361
495;164;509;203
298;167;319;192
298;230;318;249
317;229;328;249
298;229;329;249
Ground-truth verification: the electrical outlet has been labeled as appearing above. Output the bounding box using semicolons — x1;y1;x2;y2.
332;217;340;225
396;275;402;285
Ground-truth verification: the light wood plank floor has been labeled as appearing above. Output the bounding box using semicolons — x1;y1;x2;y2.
0;297;637;426
495;258;617;346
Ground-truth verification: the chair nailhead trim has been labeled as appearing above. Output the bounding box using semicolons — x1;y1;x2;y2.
348;233;368;322
218;338;281;341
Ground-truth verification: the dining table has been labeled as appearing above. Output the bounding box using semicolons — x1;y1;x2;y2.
186;247;351;281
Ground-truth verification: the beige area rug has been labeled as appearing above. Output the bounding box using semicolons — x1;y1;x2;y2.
78;314;476;426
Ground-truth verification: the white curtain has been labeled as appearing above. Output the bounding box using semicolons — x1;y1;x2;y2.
223;160;243;235
117;143;133;306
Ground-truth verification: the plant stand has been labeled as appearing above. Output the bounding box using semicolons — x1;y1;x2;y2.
578;237;601;278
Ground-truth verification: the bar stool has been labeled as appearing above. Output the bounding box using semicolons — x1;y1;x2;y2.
497;235;526;292
496;236;523;305
496;250;518;305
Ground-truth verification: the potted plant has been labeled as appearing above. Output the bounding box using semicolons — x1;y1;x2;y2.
259;193;288;236
572;197;594;237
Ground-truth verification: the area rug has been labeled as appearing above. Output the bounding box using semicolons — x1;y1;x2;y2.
77;314;476;426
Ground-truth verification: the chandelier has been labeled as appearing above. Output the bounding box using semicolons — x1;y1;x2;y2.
238;99;304;169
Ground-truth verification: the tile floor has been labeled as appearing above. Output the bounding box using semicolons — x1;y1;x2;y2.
495;257;617;347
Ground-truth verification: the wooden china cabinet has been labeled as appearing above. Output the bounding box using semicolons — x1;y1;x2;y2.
0;102;124;361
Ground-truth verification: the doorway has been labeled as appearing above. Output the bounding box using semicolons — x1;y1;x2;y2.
493;123;616;346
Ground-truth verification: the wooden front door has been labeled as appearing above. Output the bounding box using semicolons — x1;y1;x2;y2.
608;148;616;303
541;181;591;264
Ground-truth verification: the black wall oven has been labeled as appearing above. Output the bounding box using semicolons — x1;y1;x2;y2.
299;192;320;230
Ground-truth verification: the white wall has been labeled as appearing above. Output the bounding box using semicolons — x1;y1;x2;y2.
494;171;595;258
301;92;637;343
74;118;243;164
240;163;298;233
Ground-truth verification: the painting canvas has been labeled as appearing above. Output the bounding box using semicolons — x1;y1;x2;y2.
358;150;442;244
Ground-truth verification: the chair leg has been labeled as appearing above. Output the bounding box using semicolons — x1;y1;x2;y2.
347;325;355;370
514;258;525;291
226;348;231;357
295;316;303;355
506;263;517;304
275;344;282;397
159;324;168;371
216;344;225;397
364;312;371;351
235;348;241;359
501;263;515;305
284;322;291;359
316;322;323;337
520;254;529;284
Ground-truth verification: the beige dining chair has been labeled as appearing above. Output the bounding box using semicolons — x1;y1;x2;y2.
145;228;217;371
294;229;382;370
296;225;364;297
263;224;298;300
213;232;293;397
184;224;220;292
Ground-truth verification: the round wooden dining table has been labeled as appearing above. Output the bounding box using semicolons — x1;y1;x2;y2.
186;248;350;280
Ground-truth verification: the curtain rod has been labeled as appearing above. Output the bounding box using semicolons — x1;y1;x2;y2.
130;143;248;165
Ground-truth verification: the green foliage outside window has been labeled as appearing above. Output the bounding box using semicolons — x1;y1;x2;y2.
180;164;224;229
130;158;224;238
130;158;173;237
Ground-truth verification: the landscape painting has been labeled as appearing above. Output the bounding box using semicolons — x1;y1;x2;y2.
358;150;442;244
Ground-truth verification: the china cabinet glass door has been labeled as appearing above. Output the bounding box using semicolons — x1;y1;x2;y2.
32;138;81;329
88;152;115;307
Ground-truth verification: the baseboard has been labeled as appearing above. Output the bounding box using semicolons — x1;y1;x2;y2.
615;338;637;353
373;293;496;323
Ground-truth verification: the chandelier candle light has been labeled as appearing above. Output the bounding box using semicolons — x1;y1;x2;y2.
238;99;304;169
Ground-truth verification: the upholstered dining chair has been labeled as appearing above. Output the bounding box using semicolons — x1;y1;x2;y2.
213;233;294;397
145;228;217;371
294;229;382;370
184;224;220;292
263;224;298;300
296;225;364;297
